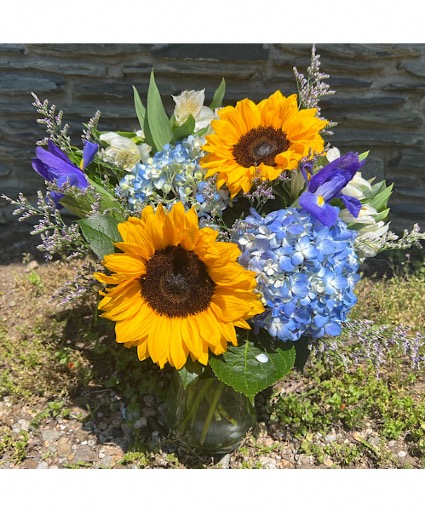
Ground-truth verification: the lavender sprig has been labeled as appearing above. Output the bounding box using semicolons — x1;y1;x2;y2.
293;44;337;135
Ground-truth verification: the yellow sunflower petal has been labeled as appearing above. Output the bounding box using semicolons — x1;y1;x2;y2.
201;90;327;196
95;201;264;369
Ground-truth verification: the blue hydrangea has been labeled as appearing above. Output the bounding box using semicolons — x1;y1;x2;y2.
235;207;360;342
118;136;229;217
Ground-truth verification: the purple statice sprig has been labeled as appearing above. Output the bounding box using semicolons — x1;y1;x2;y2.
52;260;103;306
242;169;276;208
82;109;102;143
31;93;71;150
3;190;90;261
309;319;425;378
293;44;337;136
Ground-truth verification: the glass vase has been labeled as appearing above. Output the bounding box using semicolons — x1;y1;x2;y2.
164;368;256;454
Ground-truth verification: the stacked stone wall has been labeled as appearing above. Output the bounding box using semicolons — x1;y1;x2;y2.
1;43;424;247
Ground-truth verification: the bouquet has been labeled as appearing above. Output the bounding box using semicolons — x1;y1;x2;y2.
6;46;425;452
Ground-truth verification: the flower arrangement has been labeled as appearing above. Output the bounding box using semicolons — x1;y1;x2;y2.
6;46;425;451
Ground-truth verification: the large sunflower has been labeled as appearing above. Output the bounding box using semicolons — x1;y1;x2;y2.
94;202;264;370
200;91;328;198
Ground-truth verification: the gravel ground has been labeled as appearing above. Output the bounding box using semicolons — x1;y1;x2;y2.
0;244;423;469
0;378;417;469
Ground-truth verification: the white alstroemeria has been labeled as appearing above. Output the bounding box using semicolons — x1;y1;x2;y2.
172;90;215;132
99;132;152;170
341;203;390;258
326;147;340;162
340;204;379;225
341;172;373;200
357;220;389;239
354;221;391;258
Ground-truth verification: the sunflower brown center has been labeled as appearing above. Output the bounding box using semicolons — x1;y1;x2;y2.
232;125;290;168
140;245;215;318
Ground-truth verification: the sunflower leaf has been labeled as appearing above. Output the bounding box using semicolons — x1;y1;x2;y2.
209;329;295;401
77;214;122;259
209;78;226;111
146;71;173;152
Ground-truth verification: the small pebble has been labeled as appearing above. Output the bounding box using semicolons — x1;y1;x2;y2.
218;454;231;469
398;451;407;458
258;457;277;469
142;407;157;418
26;260;39;271
41;429;60;442
17;419;30;431
144;395;156;407
133;417;148;430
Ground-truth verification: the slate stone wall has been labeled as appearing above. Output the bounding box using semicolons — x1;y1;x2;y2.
1;43;425;250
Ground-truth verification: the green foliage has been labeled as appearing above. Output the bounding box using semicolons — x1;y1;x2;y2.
210;329;295;401
0;430;29;464
144;71;173;152
60;178;123;219
171;114;196;143
133;85;146;130
77;213;123;259
353;262;425;330
26;270;44;293
275;362;425;458
119;450;150;467
209;78;226;111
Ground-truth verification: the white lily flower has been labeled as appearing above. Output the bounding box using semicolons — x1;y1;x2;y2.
172;90;215;132
99;132;152;170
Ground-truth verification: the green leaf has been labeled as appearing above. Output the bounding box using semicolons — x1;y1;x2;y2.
142;115;155;151
374;207;390;223
115;131;138;138
209;330;295;401
194;126;210;138
209;78;226;111
368;183;393;212
59;196;92;219
171;114;196;143
77;214;122;260
133;85;146;131
178;360;206;389
59;178;125;219
87;178;125;214
146;71;173;152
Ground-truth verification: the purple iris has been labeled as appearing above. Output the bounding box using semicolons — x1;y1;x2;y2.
298;152;365;227
32;140;98;207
